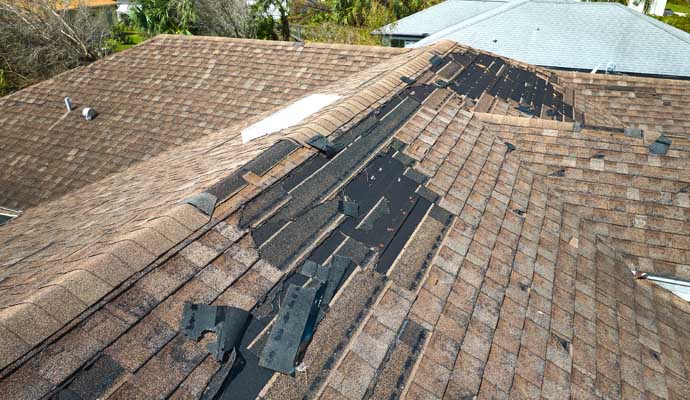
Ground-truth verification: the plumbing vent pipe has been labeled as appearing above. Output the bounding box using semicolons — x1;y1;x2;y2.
64;97;73;112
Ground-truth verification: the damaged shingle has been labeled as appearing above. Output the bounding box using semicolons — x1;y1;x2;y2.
649;134;672;155
338;200;359;218
181;192;217;216
306;135;338;157
259;284;324;374
624;127;643;139
182;303;250;361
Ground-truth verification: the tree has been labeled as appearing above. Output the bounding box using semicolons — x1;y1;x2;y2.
0;0;111;95
128;0;197;34
195;0;256;38
253;0;292;40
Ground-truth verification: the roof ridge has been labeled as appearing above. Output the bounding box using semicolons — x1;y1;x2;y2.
152;34;408;52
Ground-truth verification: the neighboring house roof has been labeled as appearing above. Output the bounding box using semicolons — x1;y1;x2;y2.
375;0;509;37
383;0;690;77
2;38;690;400
0;35;405;211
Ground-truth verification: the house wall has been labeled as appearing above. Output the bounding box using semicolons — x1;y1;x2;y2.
628;0;668;16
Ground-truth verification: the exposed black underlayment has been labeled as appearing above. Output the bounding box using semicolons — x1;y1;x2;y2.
209;59;473;398
427;52;575;121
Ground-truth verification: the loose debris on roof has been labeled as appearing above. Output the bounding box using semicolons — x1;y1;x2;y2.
5;41;690;400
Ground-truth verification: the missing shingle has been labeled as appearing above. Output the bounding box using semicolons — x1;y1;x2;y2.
504;141;516;153
400;76;415;85
519;282;530;292
513;208;526;217
592;153;605;159
573;122;583;132
435;79;450;88
182;303;250;361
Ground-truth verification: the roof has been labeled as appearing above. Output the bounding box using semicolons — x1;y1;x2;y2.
383;0;690;77
2;39;690;400
0;35;405;211
374;0;508;37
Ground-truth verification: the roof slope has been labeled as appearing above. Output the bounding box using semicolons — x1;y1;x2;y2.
375;0;508;37
2;40;690;400
406;0;690;78
0;35;405;210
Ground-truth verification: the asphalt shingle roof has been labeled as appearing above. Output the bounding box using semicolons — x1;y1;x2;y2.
1;38;690;400
0;35;405;211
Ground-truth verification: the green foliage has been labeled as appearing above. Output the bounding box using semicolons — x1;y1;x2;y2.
292;22;383;44
129;0;197;34
326;0;436;27
107;22;148;53
656;14;690;33
667;2;690;13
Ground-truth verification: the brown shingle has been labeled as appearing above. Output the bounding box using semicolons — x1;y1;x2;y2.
2;40;690;400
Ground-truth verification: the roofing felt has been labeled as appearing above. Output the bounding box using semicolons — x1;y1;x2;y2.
2;39;690;400
0;35;405;211
396;0;690;78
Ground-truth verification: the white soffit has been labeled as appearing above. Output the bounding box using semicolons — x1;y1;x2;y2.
241;94;342;143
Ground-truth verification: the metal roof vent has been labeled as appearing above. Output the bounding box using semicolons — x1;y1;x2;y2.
82;107;97;121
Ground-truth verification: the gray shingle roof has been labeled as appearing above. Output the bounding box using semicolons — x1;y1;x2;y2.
401;0;690;77
375;0;508;37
